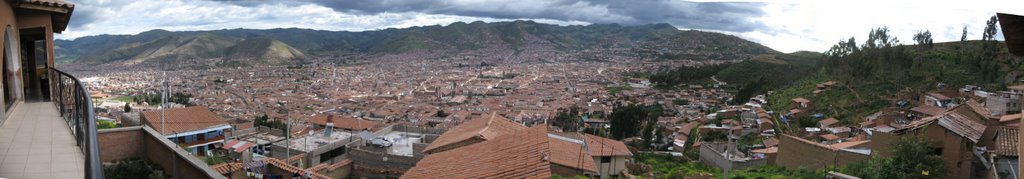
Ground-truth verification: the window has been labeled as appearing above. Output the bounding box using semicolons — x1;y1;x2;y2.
928;147;942;156
2;26;20;110
600;156;611;163
319;147;347;163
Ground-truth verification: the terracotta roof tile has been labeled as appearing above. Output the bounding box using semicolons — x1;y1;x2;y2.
1000;113;1022;123
141;106;230;135
262;158;330;179
751;147;778;154
819;134;839;141
404;126;553;179
211;162;242;175
819;118;839;127
422;112;527;154
309;114;381;131
910;105;947;117
830;140;870;149
792;97;810;104
547;136;598;173
995;127;1019;156
584;134;632;157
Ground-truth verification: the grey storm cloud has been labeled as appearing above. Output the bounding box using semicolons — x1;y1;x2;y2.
300;0;768;32
65;0;769;34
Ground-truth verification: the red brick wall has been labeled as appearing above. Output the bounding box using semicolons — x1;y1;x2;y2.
100;127;222;179
776;135;868;170
871;124;976;179
98;128;144;162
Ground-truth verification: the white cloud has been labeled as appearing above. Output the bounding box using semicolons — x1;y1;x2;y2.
745;1;1024;53
57;0;587;39
59;0;1024;54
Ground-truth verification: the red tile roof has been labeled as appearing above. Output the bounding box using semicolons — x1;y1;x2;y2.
1000;113;1023;123
548;136;598;173
211;162;242;175
830;140;870;149
819;134;839;141
11;0;74;32
403;126;553;178
910;105;947;117
927;92;951;100
422;112;527;154
262;158;331;179
309;114;381;131
141;106;230;135
792;97;810;104
995;127;1019;156
818;118;839;127
584;134;632;157
751;147;778;154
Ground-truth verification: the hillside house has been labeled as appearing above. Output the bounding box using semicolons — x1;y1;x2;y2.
876;108;989;179
923;92;955;108
818;118;840;129
792;97;811;109
141;106;231;156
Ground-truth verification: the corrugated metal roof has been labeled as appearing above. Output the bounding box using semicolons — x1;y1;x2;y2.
936;113;987;143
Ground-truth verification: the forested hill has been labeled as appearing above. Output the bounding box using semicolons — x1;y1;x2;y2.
768;26;1020;126
55;20;778;67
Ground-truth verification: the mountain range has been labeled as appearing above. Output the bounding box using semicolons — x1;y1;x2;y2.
56;20;779;67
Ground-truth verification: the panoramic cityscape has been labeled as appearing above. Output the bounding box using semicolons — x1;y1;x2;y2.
0;0;1023;179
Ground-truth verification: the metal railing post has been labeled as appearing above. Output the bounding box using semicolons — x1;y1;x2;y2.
48;68;104;179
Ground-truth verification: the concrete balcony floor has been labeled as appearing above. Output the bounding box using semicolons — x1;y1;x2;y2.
0;102;85;179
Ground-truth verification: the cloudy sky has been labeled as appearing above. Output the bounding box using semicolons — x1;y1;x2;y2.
60;0;1024;53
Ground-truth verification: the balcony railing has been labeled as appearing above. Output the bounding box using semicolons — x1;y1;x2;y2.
49;67;103;179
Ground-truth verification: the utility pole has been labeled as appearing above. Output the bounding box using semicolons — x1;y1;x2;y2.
723;129;733;179
285;102;290;164
161;71;167;134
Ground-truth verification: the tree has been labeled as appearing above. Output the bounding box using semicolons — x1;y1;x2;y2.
961;26;969;42
842;135;946;179
983;15;999;41
609;104;661;140
825;37;858;57
553;106;582;132
123;103;132;113
865;27;899;49
912;30;933;48
642;118;656;147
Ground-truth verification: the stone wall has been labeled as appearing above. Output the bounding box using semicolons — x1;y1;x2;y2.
699;142;767;171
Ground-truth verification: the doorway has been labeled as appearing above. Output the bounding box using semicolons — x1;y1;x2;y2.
19;27;47;102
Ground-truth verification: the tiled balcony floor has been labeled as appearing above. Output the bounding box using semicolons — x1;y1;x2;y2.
0;102;85;179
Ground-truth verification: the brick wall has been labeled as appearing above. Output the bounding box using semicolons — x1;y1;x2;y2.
98;126;226;179
776;135;868;170
98;127;144;162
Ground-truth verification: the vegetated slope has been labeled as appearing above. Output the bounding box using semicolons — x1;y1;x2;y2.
636;30;779;61
768;40;1020;126
55;20;778;67
715;51;822;89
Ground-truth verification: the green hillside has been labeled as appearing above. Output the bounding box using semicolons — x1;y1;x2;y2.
768;39;1019;127
227;38;305;65
715;51;821;89
56;21;779;66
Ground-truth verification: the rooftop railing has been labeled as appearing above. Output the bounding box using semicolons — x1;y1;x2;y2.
49;67;104;179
